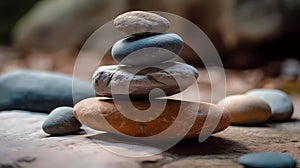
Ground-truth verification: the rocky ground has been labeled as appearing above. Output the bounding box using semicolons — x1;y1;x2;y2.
0;95;299;168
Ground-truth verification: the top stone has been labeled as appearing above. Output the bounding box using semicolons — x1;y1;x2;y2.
114;11;170;35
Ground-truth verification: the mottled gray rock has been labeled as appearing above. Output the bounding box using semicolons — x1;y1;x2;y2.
114;11;170;35
0;70;94;113
111;33;183;66
42;107;81;135
92;62;199;98
246;89;294;121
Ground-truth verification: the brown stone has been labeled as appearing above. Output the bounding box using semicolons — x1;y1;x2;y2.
74;97;230;141
218;95;272;125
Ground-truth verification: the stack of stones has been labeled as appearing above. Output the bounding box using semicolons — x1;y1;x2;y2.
74;11;231;141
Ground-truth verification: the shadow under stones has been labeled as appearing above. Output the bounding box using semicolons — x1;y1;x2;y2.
87;133;249;156
166;136;249;156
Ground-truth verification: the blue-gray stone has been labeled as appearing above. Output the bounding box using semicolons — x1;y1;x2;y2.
246;89;294;121
238;152;296;168
0;70;94;113
111;33;184;66
42;106;81;135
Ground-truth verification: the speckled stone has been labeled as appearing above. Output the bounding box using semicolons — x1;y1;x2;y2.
111;33;183;66
92;62;198;98
42;106;81;135
114;11;170;35
238;152;297;168
246;89;294;121
218;95;272;125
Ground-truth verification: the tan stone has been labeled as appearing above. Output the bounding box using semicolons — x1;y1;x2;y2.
114;11;170;35
74;97;230;141
218;95;272;125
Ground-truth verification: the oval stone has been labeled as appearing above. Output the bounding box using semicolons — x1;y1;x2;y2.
42;106;81;135
0;70;94;113
92;62;199;98
218;95;272;125
111;33;183;66
238;153;297;168
114;11;170;35
246;89;294;121
74;97;231;141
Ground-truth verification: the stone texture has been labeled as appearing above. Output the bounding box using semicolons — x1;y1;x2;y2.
0;94;300;167
42;106;81;135
114;11;170;35
111;33;183;66
218;95;272;125
246;89;294;121
92;62;199;98
238;152;296;168
74;97;231;140
0;70;94;113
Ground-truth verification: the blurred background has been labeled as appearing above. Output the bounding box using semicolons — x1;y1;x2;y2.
0;0;300;98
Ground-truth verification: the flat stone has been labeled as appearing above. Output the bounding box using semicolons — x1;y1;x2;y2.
74;97;231;141
92;62;199;98
218;95;272;125
114;11;170;35
238;152;297;168
246;89;294;121
0;70;94;113
111;33;183;66
42;106;81;135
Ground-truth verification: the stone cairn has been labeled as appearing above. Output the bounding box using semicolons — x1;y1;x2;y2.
74;11;230;141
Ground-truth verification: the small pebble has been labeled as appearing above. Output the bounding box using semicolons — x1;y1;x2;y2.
42;106;81;135
218;95;271;125
111;33;183;66
238;152;297;168
246;89;294;121
114;11;170;35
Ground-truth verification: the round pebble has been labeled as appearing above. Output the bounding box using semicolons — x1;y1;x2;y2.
74;97;231;141
238;152;297;168
113;11;170;35
246;89;294;121
42;106;81;135
111;33;184;66
218;95;272;125
92;62;199;98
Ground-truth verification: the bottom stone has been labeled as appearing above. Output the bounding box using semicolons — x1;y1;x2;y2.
74;97;230;141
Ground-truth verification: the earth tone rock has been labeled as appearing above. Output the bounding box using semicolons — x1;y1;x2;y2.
111;33;183;66
218;95;272;125
114;11;170;35
93;62;199;98
73;97;231;140
42;106;81;135
246;89;294;121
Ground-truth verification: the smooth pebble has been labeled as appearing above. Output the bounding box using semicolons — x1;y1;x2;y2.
218;95;272;125
42;106;81;135
246;89;294;121
238;152;297;168
114;11;170;35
